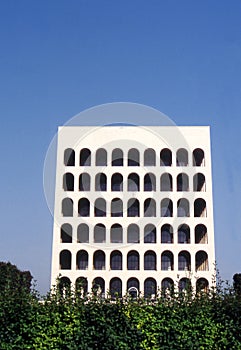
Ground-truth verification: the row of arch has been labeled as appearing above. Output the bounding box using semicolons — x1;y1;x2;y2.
61;223;208;244
64;148;205;167
62;197;207;218
63;172;206;192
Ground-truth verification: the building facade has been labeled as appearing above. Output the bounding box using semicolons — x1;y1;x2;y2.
51;126;215;297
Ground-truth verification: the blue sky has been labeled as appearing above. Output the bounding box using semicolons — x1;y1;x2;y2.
0;1;240;294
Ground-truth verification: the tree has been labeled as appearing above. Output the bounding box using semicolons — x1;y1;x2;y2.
233;273;241;296
0;261;32;295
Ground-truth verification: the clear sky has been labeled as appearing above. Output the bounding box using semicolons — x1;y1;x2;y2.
0;1;240;294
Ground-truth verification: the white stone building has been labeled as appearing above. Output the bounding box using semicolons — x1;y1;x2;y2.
51;126;215;297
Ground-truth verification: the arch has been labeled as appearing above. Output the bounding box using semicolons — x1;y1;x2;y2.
128;148;140;166
176;148;188;166
94;198;106;217
161;198;173;217
179;278;191;292
77;223;89;243
79;173;90;191
160;148;172;166
161;224;173;244
75;277;88;296
110;277;122;298
193;173;206;192
196;278;209;293
144;251;156;270
144;278;157;298
78;198;90;217
62;198;73;217
110;224;123;243
95;173;107;191
127;224;140;243
76;250;88;270
144;224;156;243
59;250;71;269
127;173;140;191
193;148;205;166
64;148;75;166
144;198;156;217
110;250;122;270
111;198;123;217
59;277;71;296
112;148;123;166
61;224;72;243
144;173;156;191
178;224;190;244
160;173;173;191
111;173;123;191
96;148;107;166
177;198;190;217
196;251;209;271
92;277;105;296
177;173;189;191
161;251;174;270
194;198;207;217
127;199;140;217
161;278;174;291
93;250;105;270
195;224;208;244
80;148;91;166
94;224;106;243
144;148;156;166
63;173;74;191
127;278;139;298
178;251;191;271
127;250;139;270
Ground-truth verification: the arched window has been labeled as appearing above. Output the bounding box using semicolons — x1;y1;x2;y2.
196;251;209;271
144;198;156;217
94;224;106;243
64;148;75;166
177;199;190;217
112;148;123;166
127;224;140;243
93;250;105;270
144;148;156;166
111;198;123;217
111;173;123;191
193;148;205;166
63;173;74;191
176;148;188;166
96;148;107;166
127;199;139;217
79;173;91;191
95;173;107;191
178;251;191;271
78;198;90;217
128;173;139;191
195;224;208;244
94;198;106;217
196;278;209;293
161;224;173;244
127;278;139;298
75;277;88;296
161;198;173;217
144;173;156;191
76;250;88;270
110;250;122;270
194;198;207;217
144;251;156;270
80;148;91;166
161;278;174;292
128;148;140;166
59;277;71;296
110;224;123;243
60;250;71;269
77;224;89;243
179;278;191;292
160;148;172;166
62;198;73;217
110;278;122;298
144;224;156;243
177;173;189;191
61;224;72;243
160;173;173;191
178;224;190;244
193;173;206;192
144;278;157;298
161;251;174;270
92;277;105;296
127;251;139;270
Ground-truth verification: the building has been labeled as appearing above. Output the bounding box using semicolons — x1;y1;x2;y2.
51;126;215;297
